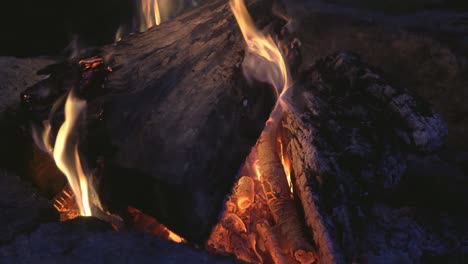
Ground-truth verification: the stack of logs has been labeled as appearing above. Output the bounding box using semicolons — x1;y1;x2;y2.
17;0;467;263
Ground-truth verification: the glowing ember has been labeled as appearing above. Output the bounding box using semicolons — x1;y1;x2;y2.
128;207;185;244
207;154;290;263
52;185;80;221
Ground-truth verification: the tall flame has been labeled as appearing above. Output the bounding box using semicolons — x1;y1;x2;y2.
33;90;100;217
230;0;291;97
231;0;294;194
53;91;92;216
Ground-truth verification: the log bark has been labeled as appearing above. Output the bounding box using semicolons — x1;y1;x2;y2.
22;0;277;244
280;52;448;263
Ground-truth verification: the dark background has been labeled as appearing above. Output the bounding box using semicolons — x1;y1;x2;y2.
1;0;467;57
0;0;133;57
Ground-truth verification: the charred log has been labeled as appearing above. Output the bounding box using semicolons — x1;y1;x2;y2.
281;52;448;263
21;0;278;244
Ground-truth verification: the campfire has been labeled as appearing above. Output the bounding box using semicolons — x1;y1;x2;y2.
1;0;467;263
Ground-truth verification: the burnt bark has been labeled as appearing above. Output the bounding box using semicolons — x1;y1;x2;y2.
22;0;277;244
281;52;450;263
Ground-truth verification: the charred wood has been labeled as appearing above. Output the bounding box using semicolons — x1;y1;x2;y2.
21;0;277;244
281;52;449;263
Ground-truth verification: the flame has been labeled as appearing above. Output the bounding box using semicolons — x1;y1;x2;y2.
53;91;93;216
208;3;299;261
139;0;161;32
279;139;293;194
254;159;261;181
230;0;291;97
115;26;124;42
231;0;293;191
154;0;161;26
34;90;103;217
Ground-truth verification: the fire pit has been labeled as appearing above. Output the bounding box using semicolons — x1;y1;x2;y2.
1;0;468;263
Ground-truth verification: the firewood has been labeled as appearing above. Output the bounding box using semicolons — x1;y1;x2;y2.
21;0;277;244
234;176;255;211
256;221;289;264
257;106;316;264
281;52;448;263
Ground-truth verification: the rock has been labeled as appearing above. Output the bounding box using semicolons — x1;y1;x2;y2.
0;169;57;245
0;217;239;263
362;204;468;264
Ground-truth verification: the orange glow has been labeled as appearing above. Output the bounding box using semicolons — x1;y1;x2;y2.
167;230;184;243
52;186;81;221
230;0;291;97
127;207;185;243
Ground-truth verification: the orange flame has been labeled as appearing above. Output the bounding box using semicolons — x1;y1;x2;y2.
279;139;293;194
230;0;291;97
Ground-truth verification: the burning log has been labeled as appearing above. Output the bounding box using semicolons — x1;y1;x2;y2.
22;0;279;244
280;52;448;263
234;176;255;211
256;221;289;264
257;107;316;264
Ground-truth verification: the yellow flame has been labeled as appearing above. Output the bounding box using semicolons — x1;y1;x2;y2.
231;0;294;195
254;159;262;181
154;0;161;26
53;91;92;216
230;0;290;97
139;0;162;32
